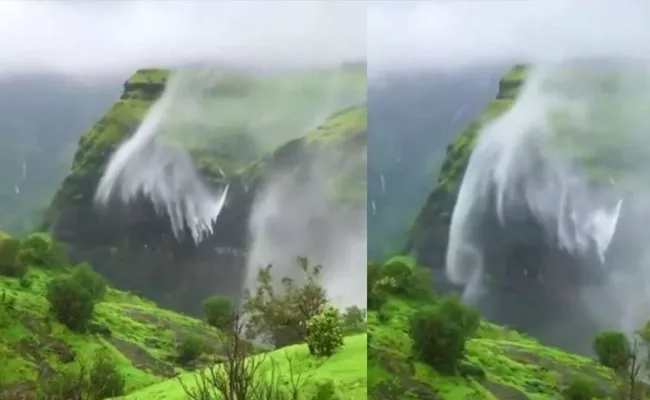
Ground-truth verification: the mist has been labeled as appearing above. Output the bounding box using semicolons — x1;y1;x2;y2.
246;149;367;309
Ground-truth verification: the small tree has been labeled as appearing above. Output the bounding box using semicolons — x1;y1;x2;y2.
307;306;344;357
410;295;480;374
342;305;366;334
46;276;95;332
203;295;234;330
592;330;644;399
242;256;328;350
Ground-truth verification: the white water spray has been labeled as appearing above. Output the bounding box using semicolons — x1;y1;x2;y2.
95;71;230;244
446;59;650;332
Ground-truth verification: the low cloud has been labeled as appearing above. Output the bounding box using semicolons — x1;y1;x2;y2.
369;0;650;71
0;0;366;78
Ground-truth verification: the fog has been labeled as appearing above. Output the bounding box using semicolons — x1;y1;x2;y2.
368;0;650;72
0;1;366;79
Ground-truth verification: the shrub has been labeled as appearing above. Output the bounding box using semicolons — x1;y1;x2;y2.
381;256;431;298
593;330;630;371
562;376;603;400
177;335;206;366
307;306;344;357
88;350;125;399
203;295;234;330
409;295;480;374
18;232;67;268
46;276;95;332
0;232;24;277
71;263;107;301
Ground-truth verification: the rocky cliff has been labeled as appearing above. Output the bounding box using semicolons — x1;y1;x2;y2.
44;68;366;315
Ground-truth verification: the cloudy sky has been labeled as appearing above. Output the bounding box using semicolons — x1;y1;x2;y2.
369;0;650;71
0;1;366;78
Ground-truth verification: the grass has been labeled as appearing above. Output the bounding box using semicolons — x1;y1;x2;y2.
368;294;614;399
0;267;223;397
120;333;368;400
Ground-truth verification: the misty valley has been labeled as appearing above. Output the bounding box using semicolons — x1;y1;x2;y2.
0;65;368;399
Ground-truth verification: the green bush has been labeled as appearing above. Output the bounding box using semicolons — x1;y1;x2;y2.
46;276;95;332
307;306;344;357
202;295;234;330
381;256;431;298
562;376;604;400
409;295;480;374
0;232;24;277
18;232;67;268
592;330;630;371
71;263;107;301
177;335;206;366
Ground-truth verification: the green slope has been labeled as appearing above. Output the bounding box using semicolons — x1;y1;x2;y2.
0;265;223;398
121;333;368;400
368;295;613;399
367;254;617;399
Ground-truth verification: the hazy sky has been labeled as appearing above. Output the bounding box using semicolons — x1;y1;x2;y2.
369;0;650;72
0;1;366;78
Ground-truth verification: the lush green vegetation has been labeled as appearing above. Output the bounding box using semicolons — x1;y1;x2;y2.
0;231;367;399
366;255;641;400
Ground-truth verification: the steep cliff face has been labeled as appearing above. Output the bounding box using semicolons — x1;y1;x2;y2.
45;68;366;315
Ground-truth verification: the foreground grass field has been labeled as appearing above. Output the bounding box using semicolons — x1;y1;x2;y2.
120;333;368;400
0;267;223;398
368;295;613;399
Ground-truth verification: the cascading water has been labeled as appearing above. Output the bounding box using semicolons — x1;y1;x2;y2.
95;65;367;309
446;58;650;336
95;71;230;244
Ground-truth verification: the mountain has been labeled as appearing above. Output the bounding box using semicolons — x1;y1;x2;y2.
43;67;367;315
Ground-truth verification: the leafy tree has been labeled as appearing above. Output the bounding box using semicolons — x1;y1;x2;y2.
307;306;345;357
593;330;630;372
203;295;234;330
410;295;480;374
17;232;67;268
243;256;327;350
562;376;604;400
46;275;95;332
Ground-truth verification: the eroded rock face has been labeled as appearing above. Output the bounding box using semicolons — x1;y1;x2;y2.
46;69;366;315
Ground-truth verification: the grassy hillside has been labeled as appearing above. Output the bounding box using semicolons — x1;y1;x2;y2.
121;333;368;400
367;257;615;400
0;263;224;399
